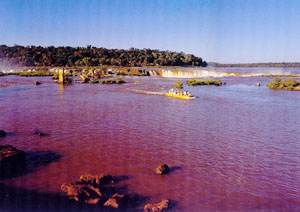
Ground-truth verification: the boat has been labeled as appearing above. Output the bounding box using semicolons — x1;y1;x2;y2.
166;89;196;99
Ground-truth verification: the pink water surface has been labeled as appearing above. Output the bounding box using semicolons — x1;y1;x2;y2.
0;74;300;211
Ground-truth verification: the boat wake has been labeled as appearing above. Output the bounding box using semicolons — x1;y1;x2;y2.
130;89;166;96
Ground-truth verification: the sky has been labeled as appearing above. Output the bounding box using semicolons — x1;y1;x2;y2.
0;0;300;63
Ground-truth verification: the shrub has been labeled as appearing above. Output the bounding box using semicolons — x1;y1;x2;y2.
174;81;183;89
284;78;298;87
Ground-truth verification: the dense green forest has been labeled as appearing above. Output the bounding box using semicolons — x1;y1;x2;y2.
0;45;207;67
208;62;300;68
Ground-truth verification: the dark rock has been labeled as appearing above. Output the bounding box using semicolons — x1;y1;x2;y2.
80;73;90;83
82;78;89;83
34;81;41;85
0;145;26;177
0;130;6;138
154;164;170;175
144;199;169;212
34;130;47;136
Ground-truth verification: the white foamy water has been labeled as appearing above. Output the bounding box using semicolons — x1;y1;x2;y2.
158;67;300;78
160;69;235;78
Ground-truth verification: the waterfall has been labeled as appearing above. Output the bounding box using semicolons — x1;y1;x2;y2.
160;69;236;78
157;69;299;78
148;70;159;76
141;68;300;78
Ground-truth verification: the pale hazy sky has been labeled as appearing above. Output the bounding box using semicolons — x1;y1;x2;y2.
0;0;300;63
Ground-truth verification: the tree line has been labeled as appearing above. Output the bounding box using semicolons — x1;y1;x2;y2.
0;45;207;67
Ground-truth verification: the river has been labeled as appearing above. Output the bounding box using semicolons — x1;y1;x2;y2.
0;67;300;211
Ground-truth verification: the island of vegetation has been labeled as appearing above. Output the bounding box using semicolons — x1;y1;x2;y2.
0;45;207;67
267;78;300;91
115;68;149;76
186;79;223;86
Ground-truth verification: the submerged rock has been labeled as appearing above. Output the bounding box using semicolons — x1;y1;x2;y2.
0;130;6;138
144;199;169;212
154;163;170;175
0;145;26;177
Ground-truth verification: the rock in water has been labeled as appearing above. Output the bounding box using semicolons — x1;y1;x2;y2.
34;130;47;136
257;82;261;86
79;174;114;186
0;130;6;138
154;163;170;175
61;174;113;204
34;81;41;85
144;199;169;212
61;183;104;204
103;193;129;209
0;145;26;177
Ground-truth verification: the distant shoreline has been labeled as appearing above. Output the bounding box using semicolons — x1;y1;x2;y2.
208;62;300;68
